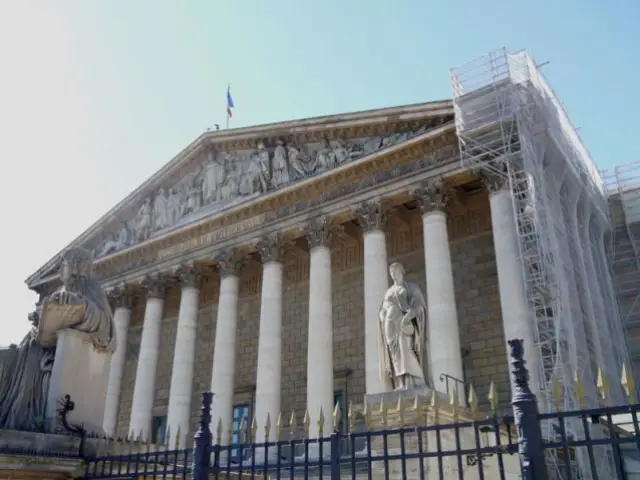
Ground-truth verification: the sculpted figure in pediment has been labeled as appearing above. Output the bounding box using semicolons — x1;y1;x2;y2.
135;197;153;242
219;152;240;200
271;140;290;188
287;144;309;180
333;139;350;166
311;139;335;174
153;187;169;231
184;183;202;215
251;142;271;193
202;149;226;205
166;187;182;225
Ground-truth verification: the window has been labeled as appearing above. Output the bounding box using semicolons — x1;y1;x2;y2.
231;404;250;461
151;415;167;445
333;391;345;434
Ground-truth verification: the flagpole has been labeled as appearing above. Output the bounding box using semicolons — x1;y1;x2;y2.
226;82;231;130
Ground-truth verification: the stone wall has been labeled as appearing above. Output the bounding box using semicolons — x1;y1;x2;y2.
114;191;511;440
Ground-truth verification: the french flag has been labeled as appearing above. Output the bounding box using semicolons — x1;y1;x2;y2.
226;85;235;118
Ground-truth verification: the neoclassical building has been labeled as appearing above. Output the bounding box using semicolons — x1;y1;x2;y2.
24;95;624;453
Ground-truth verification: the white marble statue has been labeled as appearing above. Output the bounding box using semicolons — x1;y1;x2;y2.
378;262;428;391
202;150;225;204
287;144;308;180
253;142;271;193
136;197;153;242
271;140;290;188
153;188;168;231
0;248;115;430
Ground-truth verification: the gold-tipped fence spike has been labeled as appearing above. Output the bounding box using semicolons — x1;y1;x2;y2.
363;402;372;430
303;410;311;437
412;392;420;412
348;401;356;432
332;402;341;433
164;426;171;447
488;381;499;415
622;363;636;402
552;375;563;411
265;413;272;440
227;422;234;446
379;398;388;428
216;418;223;444
449;389;459;420
318;407;325;437
468;384;479;415
250;416;258;443
396;396;405;425
239;418;247;444
289;410;297;437
276;412;283;441
596;367;610;406
573;371;586;409
175;425;181;449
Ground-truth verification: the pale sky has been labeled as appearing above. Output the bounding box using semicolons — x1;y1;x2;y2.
1;0;637;346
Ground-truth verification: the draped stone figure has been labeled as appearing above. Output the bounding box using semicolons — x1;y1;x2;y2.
0;247;115;430
378;262;428;391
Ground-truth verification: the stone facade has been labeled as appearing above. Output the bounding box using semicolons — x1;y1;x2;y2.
110;190;511;440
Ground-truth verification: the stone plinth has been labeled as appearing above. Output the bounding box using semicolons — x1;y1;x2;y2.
365;391;521;479
46;329;112;435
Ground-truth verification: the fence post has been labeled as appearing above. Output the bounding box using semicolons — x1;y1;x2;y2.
330;431;341;479
509;338;548;480
192;392;213;480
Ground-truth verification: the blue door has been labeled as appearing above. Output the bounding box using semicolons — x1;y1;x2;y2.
231;404;250;461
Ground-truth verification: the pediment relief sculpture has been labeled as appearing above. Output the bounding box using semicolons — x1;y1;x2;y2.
93;124;432;260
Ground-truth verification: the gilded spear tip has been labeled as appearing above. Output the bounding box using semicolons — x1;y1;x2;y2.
621;363;636;402
488;381;499;415
289;410;297;437
332;402;341;433
467;383;478;415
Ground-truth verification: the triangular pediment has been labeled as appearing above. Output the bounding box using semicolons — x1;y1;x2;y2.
26;101;453;288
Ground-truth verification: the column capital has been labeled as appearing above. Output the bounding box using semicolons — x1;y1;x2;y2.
305;216;340;249
215;248;244;278
257;233;285;264
142;274;167;299
175;261;204;289
412;178;450;214
107;284;134;310
353;200;388;233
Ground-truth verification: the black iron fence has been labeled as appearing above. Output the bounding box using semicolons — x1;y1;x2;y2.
81;339;640;479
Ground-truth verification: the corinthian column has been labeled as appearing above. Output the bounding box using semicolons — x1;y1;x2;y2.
129;275;166;441
166;262;203;448
413;179;465;405
354;200;389;394
103;285;133;438
482;169;540;395
210;249;243;444
254;234;285;451
305;217;335;439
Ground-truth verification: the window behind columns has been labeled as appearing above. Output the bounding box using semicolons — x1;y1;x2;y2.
151;415;167;445
232;404;250;461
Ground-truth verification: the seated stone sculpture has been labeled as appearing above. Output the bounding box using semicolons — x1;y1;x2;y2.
0;247;115;431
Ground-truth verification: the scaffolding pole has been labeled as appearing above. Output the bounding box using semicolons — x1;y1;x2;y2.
450;48;629;479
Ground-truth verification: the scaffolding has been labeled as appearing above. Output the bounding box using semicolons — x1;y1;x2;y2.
602;162;640;387
450;48;629;479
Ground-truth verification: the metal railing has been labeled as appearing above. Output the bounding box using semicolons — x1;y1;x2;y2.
81;338;640;479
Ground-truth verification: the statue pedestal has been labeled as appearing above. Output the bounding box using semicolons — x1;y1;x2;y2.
46;329;112;436
364;390;521;479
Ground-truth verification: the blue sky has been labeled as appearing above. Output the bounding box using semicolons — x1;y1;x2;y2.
0;0;637;345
